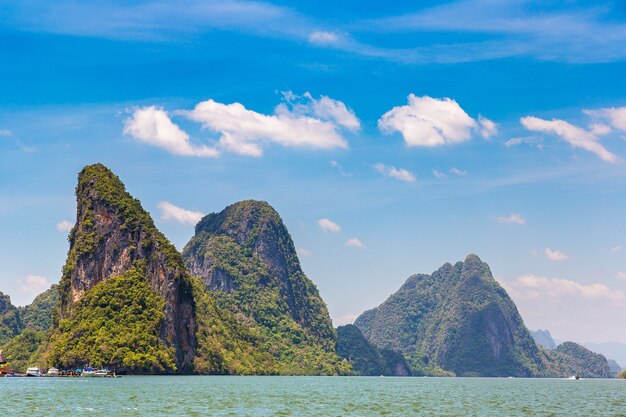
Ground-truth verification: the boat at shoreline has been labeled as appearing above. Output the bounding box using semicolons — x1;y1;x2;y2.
26;367;41;377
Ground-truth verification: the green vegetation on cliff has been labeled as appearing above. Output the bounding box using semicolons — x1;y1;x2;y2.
0;292;22;346
355;255;544;377
18;285;59;332
183;200;348;375
336;324;411;376
49;265;177;372
541;342;613;378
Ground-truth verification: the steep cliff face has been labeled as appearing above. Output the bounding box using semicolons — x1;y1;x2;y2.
530;329;557;350
183;200;346;374
54;164;196;372
355;254;544;377
336;324;411;376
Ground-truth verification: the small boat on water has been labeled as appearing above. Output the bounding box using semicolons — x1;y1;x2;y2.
26;367;41;377
82;367;96;377
94;369;109;377
46;367;59;376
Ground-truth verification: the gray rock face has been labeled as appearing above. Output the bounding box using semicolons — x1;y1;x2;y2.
57;164;196;371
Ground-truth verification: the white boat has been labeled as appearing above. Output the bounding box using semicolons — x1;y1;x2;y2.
81;368;96;377
26;367;41;377
46;367;59;376
94;369;109;377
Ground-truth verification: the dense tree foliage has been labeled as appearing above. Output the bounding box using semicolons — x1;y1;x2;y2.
355;255;545;377
18;285;59;332
0;292;22;346
48;266;177;372
336;325;411;376
541;342;613;378
184;200;348;375
1;329;46;371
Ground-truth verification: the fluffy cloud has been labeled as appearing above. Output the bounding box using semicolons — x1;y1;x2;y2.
19;275;51;297
125;93;356;158
584;107;626;132
308;31;340;45
378;95;492;147
544;247;569;261
496;213;525;225
504;275;624;302
318;218;341;233
124;106;219;157
282;92;360;131
520;116;617;163
478;115;497;139
449;167;467;176
56;220;74;232
502;274;626;344
158;201;204;226
373;163;416;183
432;168;447;178
617;272;626;281
0;129;13;137
180;93;355;156
345;237;365;248
610;246;623;253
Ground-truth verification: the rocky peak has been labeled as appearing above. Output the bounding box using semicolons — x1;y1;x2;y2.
183;199;335;344
56;163;196;371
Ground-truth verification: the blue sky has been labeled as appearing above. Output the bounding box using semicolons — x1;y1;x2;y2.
1;0;626;345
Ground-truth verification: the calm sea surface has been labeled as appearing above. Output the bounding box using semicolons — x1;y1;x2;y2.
1;376;625;416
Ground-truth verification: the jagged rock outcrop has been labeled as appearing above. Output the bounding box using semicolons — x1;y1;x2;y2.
336;324;411;376
355;254;545;377
183;200;346;374
54;164;197;372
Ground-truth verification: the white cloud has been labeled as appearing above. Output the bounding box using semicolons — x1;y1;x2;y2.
158;201;204;226
345;237;365;248
520;116;617;163
432;168;447;178
283;91;360;131
19;275;51;297
333;313;358;326
610;246;623;253
56;220;74;232
180;93;353;156
308;31;340;45
378;95;489;147
504;275;625;303
373;163;416;183
588;123;612;136
297;247;312;257
585;107;626;132
544;247;569;261
124;106;219;157
478;115;497;139
449;167;467;176
504;136;544;149
496;213;525;225
318;218;341;233
616;272;626;281
0;129;13;137
501;274;626;344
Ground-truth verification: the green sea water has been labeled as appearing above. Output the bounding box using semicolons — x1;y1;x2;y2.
1;376;625;416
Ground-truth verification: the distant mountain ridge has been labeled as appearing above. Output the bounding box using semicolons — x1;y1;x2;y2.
530;329;557;350
354;254;613;378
